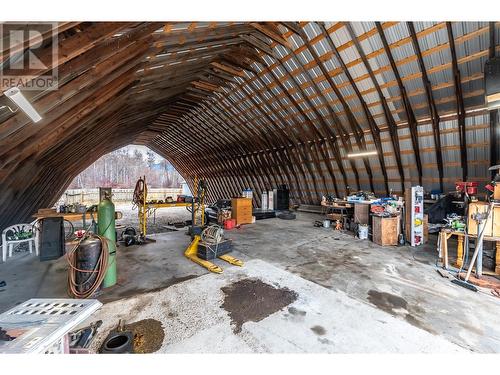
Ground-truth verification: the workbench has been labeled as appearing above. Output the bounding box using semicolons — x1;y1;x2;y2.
322;201;353;221
438;229;500;274
33;210;123;230
144;202;191;224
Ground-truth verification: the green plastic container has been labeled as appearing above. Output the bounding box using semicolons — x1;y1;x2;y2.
98;196;116;288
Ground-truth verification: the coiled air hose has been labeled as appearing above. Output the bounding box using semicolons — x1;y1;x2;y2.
132;177;147;207
66;233;110;299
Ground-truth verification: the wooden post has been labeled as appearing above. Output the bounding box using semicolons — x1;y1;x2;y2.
456;235;464;268
496;241;500;275
439;231;449;269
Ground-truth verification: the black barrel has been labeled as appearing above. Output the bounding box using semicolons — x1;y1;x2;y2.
75;236;102;296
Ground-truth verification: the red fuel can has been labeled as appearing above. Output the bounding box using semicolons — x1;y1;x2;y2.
224;219;236;230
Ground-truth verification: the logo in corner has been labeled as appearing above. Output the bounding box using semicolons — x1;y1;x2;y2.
0;22;59;91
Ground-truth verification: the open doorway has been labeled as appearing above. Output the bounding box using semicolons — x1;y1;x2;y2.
59;145;190;234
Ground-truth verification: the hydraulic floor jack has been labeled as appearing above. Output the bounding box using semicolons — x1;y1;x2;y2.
184;178;243;273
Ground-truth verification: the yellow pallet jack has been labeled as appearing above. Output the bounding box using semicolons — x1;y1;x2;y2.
185;234;243;273
184;178;243;273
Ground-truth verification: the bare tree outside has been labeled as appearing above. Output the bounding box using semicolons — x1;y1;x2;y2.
68;146;183;189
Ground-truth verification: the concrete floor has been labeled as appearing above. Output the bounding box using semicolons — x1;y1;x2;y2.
1;212;500;352
87;259;464;353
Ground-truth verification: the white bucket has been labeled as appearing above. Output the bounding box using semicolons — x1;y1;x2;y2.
358;224;368;239
323;219;331;228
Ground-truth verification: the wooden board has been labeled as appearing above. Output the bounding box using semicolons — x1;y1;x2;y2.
326;213;343;221
423;213;429;244
372;215;400;246
495;184;500;200
467;202;493;236
493;206;500;237
37;208;57;215
354;202;370;224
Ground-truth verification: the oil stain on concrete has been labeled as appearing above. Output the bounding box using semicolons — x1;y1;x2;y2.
367;289;435;335
288;306;306;316
367;290;408;313
110;274;199;301
221;278;298;333
310;325;326;335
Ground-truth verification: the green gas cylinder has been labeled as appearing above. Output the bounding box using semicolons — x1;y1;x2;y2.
98;195;116;288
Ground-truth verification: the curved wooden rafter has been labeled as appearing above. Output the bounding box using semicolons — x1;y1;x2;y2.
0;21;497;228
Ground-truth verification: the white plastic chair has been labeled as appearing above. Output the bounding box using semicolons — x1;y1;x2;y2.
1;222;39;263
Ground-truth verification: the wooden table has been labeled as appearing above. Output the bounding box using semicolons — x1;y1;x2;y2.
145;202;191;224
322;201;353;218
439;229;500;274
33;211;123;230
33;211;123;221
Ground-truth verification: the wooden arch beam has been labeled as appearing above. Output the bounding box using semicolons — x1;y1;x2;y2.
407;22;445;192
376;22;423;187
345;22;405;194
446;22;468;182
321;22;390;195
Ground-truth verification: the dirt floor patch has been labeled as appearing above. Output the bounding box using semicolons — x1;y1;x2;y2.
123;318;165;353
221;278;298;333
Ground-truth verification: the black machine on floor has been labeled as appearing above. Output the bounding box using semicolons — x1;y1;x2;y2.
119;226;141;246
253;209;277;220
205;199;231;224
39;217;65;261
274;184;290;210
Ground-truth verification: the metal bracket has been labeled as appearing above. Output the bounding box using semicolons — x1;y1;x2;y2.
0;105;18;114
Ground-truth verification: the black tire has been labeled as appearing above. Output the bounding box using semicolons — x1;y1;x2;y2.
277;211;296;220
100;331;134;354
